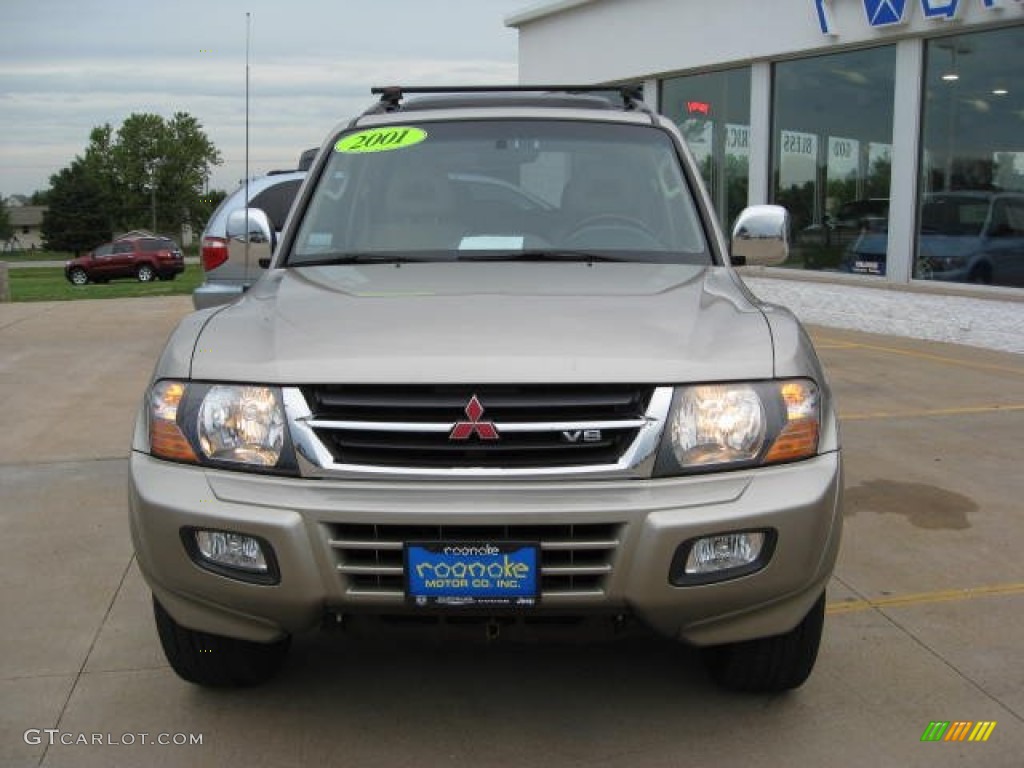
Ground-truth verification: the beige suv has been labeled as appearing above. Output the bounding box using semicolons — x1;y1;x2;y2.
130;85;842;692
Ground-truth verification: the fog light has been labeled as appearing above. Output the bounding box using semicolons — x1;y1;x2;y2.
195;530;267;571
182;528;279;584
670;530;774;585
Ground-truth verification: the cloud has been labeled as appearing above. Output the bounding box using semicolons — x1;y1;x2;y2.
0;0;525;196
0;53;517;194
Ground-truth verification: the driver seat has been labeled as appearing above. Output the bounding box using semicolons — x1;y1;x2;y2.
559;165;650;248
372;165;463;251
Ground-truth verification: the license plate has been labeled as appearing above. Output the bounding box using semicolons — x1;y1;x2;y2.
853;260;881;275
404;542;539;607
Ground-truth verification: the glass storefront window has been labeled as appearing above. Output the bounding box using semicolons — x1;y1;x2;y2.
661;67;751;231
772;47;896;275
919;27;1024;288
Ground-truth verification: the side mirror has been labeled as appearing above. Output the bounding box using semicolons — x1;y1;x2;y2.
226;207;274;245
730;205;790;267
226;208;275;269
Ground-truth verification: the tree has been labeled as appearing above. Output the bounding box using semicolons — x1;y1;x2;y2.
0;197;13;244
51;112;223;239
160;113;223;232
40;160;112;254
195;188;228;228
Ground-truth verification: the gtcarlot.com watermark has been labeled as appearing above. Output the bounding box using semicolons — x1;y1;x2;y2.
24;729;203;747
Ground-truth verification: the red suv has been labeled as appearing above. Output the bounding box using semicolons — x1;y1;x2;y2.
65;236;185;285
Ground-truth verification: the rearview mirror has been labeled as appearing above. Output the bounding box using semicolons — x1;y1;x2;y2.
730;205;790;267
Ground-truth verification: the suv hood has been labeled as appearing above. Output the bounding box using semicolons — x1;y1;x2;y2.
190;263;773;383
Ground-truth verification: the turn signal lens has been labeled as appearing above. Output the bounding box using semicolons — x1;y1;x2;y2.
764;380;820;463
149;380;198;463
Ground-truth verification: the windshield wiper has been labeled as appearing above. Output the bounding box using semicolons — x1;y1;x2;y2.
288;253;440;267
458;250;632;263
291;250;632;266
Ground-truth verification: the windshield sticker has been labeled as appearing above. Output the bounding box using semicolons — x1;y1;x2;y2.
335;127;427;154
459;235;525;251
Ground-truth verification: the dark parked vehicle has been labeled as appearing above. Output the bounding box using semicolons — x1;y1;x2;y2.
844;192;1024;285
801;198;889;249
65;236;184;285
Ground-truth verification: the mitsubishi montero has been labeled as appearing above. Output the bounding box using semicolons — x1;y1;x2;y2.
130;85;842;692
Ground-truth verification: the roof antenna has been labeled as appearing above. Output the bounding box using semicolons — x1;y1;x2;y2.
244;11;251;270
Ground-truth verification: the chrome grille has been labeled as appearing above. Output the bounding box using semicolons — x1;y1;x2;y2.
300;384;654;470
326;522;622;597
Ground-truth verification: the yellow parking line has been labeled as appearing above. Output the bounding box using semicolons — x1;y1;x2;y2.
841;403;1024;422
827;582;1024;616
814;338;1024;377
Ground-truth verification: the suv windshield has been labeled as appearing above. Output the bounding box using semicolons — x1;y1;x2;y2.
288;120;709;266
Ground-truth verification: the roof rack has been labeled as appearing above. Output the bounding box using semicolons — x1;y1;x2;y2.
365;84;650;115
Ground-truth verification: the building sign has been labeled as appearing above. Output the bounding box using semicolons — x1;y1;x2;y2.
828;136;860;180
780;130;819;189
815;0;1019;35
726;124;751;157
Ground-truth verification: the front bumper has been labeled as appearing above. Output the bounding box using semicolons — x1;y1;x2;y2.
130;449;842;647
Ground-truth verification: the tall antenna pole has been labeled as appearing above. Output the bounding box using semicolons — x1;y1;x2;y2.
244;11;251;272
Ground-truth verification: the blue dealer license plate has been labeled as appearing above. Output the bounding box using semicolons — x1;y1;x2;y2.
405;542;539;607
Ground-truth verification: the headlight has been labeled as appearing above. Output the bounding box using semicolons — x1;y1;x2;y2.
671;384;766;465
198;385;285;466
656;379;820;475
148;380;295;472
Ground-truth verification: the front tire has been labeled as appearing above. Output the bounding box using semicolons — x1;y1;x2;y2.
68;268;88;286
703;592;826;693
968;264;992;285
137;264;155;282
153;597;291;687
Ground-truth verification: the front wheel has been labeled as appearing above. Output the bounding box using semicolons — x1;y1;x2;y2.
702;592;826;693
137;264;155;282
968;265;992;285
153;597;291;687
68;268;88;286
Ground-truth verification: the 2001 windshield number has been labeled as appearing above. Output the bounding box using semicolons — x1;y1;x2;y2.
348;129;410;150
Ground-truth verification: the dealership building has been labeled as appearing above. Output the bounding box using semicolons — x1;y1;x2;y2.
507;0;1024;297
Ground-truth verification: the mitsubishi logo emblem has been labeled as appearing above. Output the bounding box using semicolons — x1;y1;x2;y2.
449;395;500;441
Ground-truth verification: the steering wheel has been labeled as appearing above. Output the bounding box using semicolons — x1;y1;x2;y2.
564;214;663;249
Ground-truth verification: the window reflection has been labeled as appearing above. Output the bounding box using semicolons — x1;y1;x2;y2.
919;27;1024;287
661;68;751;231
771;47;896;275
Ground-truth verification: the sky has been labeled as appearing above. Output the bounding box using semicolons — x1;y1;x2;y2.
0;0;533;198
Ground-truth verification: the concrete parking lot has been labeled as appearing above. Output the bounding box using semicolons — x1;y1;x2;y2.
1;296;1022;767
